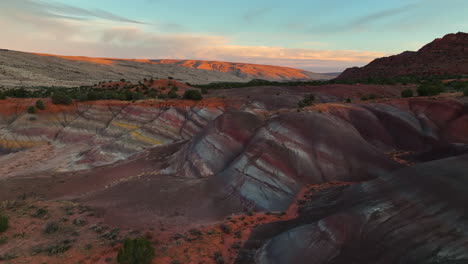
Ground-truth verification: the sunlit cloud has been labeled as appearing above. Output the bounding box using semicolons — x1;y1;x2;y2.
0;0;385;72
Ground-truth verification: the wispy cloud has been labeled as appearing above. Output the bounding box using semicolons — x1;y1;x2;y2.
0;0;385;72
0;0;146;24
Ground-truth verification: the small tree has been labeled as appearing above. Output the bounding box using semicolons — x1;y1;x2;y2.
117;238;155;264
401;89;414;98
298;94;315;108
36;100;45;110
0;215;8;233
51;93;72;105
183;90;203;100
167;88;178;99
27;106;36;114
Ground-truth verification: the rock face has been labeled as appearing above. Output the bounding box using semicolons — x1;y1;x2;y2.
338;32;468;80
150;59;331;80
237;154;468;264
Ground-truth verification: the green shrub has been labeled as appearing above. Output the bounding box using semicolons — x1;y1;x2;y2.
167;88;178;99
35;100;45;110
401;89;414;98
464;88;468;96
298;94;315;108
27;106;36;114
117;238;155;264
51;93;72;105
0;93;5;100
0;215;9;233
345;98;352;103
43;221;59;234
219;223;231;234
183;90;203;100
213;252;225;264
368;93;377;100
417;84;444;96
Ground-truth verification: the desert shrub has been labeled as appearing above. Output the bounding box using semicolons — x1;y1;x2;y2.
345;98;352;103
72;218;87;227
298;94;315;108
0;236;8;245
35;100;45;110
368;93;377;100
219;223;231;234
183;90;203;100
360;96;368;101
213;252;225;264
0;215;9;233
27;106;36;114
167;88;178;99
401;89;414;98
464;88;468;96
0;93;5;100
32;208;48;218
43;221;59;234
117;237;155;264
51;93;72;105
417;84;444;96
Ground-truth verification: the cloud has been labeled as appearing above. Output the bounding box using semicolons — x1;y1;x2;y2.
0;0;384;72
0;0;146;24
307;1;423;33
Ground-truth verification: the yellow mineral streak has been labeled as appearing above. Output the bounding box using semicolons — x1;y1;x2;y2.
130;131;162;145
112;121;139;130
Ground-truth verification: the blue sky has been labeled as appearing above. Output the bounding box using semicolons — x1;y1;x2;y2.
0;0;467;72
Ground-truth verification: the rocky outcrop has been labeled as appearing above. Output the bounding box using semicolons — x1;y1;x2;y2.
237;154;468;264
338;32;468;80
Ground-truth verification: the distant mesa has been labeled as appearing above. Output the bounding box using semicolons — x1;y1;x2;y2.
338;32;468;80
0;50;331;88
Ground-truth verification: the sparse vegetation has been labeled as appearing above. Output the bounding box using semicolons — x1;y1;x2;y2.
43;221;59;234
213;251;225;264
183;90;203;100
27;106;36;114
417;83;445;96
401;89;414;98
0;215;9;233
463;87;468;96
297;94;315;108
117;237;155;264
51;92;72;105
32;208;48;218
219;223;231;234
35;100;45;110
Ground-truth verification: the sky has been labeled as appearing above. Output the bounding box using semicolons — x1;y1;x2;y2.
0;0;467;72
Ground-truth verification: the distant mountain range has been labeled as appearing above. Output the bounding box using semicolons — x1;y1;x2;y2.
0;50;331;88
338;32;468;80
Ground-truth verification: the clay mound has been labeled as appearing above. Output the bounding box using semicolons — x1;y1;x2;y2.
237;154;468;264
338;32;468;80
